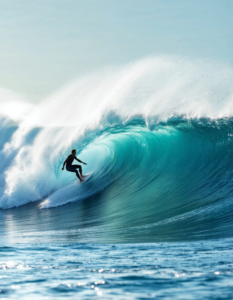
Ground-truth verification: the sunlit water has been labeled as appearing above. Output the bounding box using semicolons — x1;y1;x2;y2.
0;240;233;299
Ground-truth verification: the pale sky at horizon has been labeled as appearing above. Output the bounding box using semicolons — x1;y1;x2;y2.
0;0;232;101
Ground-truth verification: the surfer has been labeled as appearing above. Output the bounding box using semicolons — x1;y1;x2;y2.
62;149;87;182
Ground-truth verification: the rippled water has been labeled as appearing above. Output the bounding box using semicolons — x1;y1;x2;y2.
0;239;233;299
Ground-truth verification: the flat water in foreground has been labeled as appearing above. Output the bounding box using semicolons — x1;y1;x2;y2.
0;239;233;299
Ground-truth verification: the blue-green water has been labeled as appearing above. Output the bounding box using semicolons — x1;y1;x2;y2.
1;57;233;298
1;240;233;299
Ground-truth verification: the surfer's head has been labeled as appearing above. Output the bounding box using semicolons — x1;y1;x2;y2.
71;149;76;156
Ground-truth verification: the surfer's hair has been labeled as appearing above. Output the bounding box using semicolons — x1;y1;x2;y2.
72;149;76;153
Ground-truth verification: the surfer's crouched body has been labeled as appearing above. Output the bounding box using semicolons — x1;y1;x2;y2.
62;149;87;182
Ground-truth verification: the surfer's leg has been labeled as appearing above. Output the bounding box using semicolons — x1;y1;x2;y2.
66;166;83;181
77;165;83;177
75;170;82;181
72;165;83;177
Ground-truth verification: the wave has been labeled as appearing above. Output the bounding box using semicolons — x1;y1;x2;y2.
1;56;233;241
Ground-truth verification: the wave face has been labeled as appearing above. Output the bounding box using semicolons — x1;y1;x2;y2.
1;56;233;242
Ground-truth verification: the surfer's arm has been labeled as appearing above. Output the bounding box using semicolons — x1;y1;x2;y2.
62;157;68;170
75;156;87;165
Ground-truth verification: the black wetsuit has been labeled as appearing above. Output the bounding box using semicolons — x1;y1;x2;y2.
64;155;83;178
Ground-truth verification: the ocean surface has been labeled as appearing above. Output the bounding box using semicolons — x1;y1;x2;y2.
0;57;233;298
0;240;233;299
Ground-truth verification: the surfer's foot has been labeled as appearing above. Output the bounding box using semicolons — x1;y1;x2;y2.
81;175;87;178
80;179;84;183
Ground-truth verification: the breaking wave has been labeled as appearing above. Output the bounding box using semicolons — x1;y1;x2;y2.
1;56;233;241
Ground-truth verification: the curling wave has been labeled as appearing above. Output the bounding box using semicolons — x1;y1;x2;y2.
1;56;233;242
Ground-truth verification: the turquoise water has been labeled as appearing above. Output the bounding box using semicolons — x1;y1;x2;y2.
1;57;233;298
1;240;233;299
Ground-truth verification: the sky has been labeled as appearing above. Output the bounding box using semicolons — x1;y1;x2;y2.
0;0;232;101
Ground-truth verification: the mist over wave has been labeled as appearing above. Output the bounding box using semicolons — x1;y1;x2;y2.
1;56;233;241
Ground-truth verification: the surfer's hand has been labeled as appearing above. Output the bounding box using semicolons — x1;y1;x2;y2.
83;163;87;165
62;167;64;170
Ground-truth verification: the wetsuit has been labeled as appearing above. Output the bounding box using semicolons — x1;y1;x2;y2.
64;155;83;178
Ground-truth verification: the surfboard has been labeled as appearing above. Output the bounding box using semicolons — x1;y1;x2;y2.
78;171;94;184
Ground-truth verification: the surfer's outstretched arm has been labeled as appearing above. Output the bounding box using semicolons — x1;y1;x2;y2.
62;157;68;170
75;156;87;165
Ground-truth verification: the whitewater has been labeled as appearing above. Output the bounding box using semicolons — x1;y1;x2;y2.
1;56;233;299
